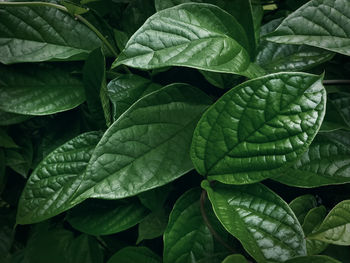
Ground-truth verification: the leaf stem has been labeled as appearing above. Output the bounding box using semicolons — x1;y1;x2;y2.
0;1;118;57
200;189;237;254
323;79;350;85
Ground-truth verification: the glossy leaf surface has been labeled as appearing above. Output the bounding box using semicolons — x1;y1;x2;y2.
309;200;350;245
267;0;350;56
107;247;161;263
0;64;85;116
16;132;102;224
113;3;262;78
67;198;148;236
163;188;214;263
71;84;211;202
191;73;326;184
274;140;350;187
203;181;306;262
0;4;101;64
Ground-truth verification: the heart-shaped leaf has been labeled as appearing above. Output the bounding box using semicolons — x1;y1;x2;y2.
203;181;306;262
191;73;326;184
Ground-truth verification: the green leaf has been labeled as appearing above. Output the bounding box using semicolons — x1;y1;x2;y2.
154;0;257;57
289;195;318;224
163;188;214;263
107;246;161;263
284;255;341;263
107;74;162;120
203;181;306;262
308;200;350;245
16;131;102;224
273;140;350;188
256;41;334;73
0;64;85;116
71;83;212;202
67;198;148;236
137;208;168;244
0;4;101;64
302;206;328;255
191;73;326;185
267;0;350;56
112;3;263;79
0;111;30;126
83;47;110;128
221;254;248;263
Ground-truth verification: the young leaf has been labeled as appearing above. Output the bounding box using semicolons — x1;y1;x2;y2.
70;83;212;202
308;200;350;245
284;255;341;263
163;188;214;263
0;4;101;64
0;64;85;116
273;140;350;187
67;198;148;236
107;74;162;120
16;131;102;224
289;195;318;224
267;0;350;56
191;73;326;185
107;247;161;263
203;181;307;262
112;3;263;78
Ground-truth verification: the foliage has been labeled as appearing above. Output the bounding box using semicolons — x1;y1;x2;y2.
1;0;350;262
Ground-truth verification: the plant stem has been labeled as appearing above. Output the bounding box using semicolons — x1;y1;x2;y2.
200;189;236;254
323;79;350;85
0;1;118;57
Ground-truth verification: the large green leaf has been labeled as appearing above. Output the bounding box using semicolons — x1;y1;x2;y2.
308;200;350;245
67;198;148;236
107;247;161;263
284;255;341;263
191;73;326;185
289;195;318;224
16;131;102;224
0;64;85;116
112;3;263;78
203;181;306;262
0;3;101;64
154;0;257;57
107;74;161;120
70;84;211;202
273;140;350;187
163;188;214;263
267;0;350;56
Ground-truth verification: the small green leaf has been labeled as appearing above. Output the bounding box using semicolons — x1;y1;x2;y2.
107;246;161;263
191;73;326;185
0;64;85;116
67;198;148;236
71;84;212;202
0;4;101;63
137;208;168;244
163;188;214;263
107;74;162;120
308;200;350;245
274;140;350;188
112;3;262;78
289;195;318;224
284;255;341;263
221;254;248;263
16;131;102;224
267;0;350;56
203;181;306;262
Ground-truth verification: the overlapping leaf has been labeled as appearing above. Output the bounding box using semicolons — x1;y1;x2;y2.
0;4;101;64
203;181;306;262
0;64;85;116
191;73;326;184
112;3;263;78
